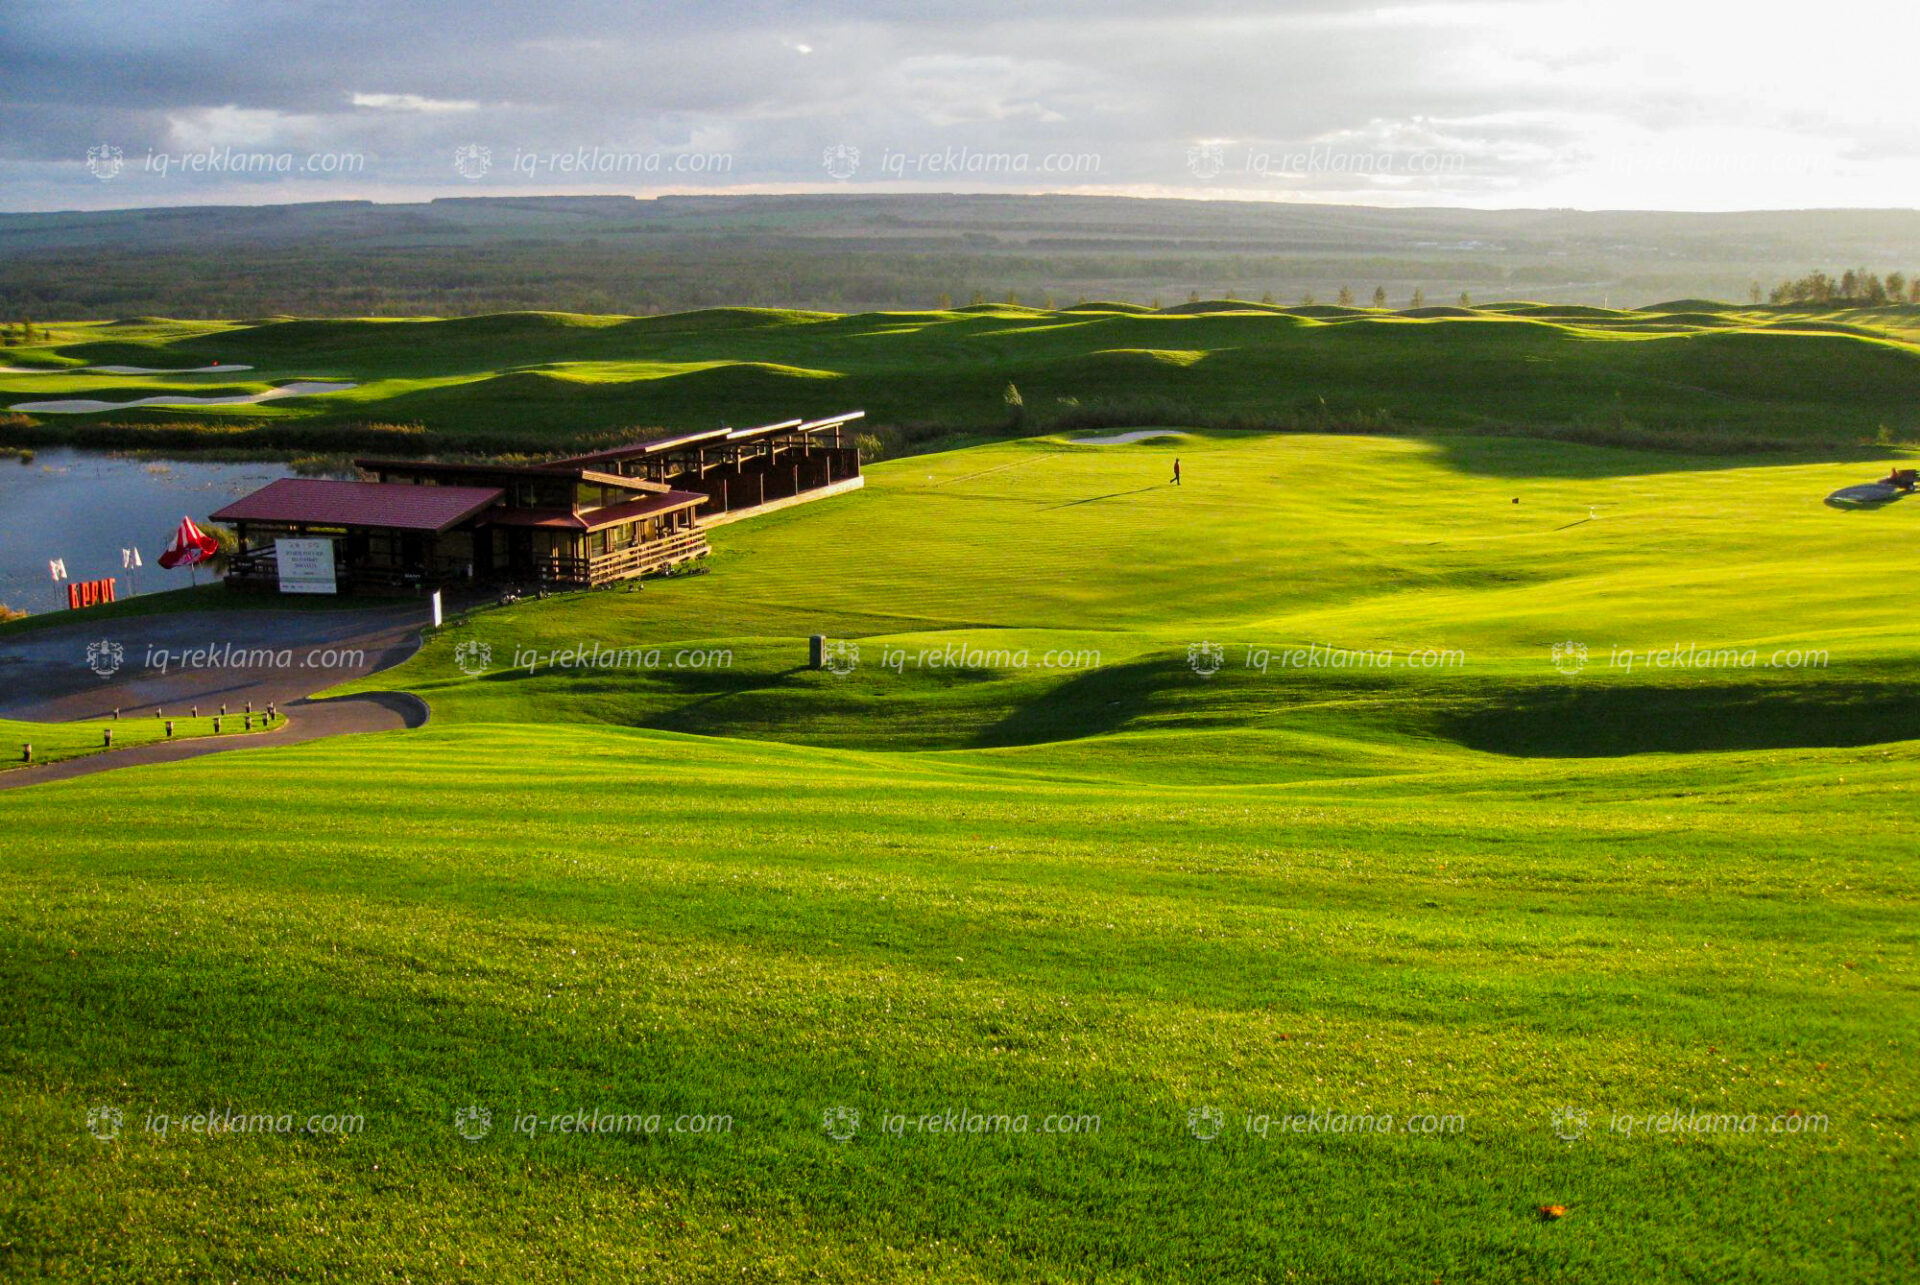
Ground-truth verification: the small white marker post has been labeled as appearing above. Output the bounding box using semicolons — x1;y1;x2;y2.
430;590;444;629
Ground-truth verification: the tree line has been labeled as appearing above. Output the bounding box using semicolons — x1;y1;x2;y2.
1767;269;1920;306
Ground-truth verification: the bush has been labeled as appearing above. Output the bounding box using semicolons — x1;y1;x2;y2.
198;520;240;572
0;417;435;455
1003;382;1027;432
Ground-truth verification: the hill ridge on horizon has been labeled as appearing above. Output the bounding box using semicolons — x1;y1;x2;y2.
4;194;1920;319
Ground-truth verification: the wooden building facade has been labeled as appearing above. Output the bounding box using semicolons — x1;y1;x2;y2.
553;411;866;519
212;411;863;593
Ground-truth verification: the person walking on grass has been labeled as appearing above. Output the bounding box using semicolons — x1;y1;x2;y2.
1170;458;1182;486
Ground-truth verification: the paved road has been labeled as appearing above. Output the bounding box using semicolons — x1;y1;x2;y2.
0;604;429;791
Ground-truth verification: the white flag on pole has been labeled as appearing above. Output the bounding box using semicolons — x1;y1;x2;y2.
122;547;142;569
49;558;67;581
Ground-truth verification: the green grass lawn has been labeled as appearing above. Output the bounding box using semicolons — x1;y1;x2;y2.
348;431;1920;760
0;712;283;770
6;301;1920;456
1;429;1915;1281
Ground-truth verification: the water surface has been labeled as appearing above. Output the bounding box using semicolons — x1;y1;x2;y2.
0;449;293;614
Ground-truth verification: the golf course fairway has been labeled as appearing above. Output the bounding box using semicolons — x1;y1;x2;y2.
1;428;1914;1282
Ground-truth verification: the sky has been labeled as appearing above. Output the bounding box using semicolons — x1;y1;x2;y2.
2;0;1916;213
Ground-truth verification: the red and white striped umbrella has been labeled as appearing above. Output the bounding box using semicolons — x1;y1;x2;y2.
157;515;220;569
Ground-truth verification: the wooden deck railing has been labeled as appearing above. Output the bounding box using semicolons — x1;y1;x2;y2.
519;530;710;587
226;529;709;591
583;529;711;584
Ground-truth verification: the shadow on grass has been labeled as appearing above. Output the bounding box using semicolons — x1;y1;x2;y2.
1420;433;1905;481
973;657;1214;749
1044;485;1166;510
1442;682;1920;757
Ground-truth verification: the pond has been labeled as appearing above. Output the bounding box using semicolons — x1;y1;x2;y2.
0;449;295;615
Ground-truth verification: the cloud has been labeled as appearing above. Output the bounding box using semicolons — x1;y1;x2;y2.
350;92;480;114
0;0;1916;210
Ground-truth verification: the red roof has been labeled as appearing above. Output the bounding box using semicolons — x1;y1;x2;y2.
477;489;709;530
211;478;504;533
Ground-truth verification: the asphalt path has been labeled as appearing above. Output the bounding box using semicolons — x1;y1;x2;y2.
0;604;429;791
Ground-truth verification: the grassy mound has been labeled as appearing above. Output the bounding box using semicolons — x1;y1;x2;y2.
1155;298;1299;315
1645;298;1738;313
1481;303;1640;319
9;304;1920;456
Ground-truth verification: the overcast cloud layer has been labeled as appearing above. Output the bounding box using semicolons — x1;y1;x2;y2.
2;0;1915;212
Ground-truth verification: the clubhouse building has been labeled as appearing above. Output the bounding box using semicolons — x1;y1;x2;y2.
212;412;864;592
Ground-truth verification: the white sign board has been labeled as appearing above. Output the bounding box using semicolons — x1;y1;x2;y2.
275;537;338;595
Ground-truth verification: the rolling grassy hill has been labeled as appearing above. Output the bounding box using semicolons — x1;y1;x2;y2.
5;300;1920;458
344;430;1920;760
1;429;1915;1280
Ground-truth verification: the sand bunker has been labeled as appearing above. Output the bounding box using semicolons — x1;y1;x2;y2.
87;364;257;375
0;363;256;375
1070;430;1191;445
11;380;356;414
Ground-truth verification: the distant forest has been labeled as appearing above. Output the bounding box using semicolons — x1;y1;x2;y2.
3;194;1920;318
1769;269;1920;306
0;243;1575;321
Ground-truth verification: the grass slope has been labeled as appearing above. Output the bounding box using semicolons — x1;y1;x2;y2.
1;430;1916;1281
1;725;1913;1281
348;431;1920;760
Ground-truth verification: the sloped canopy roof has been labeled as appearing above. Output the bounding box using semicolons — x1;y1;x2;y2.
211;478;504;533
476;489;708;530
